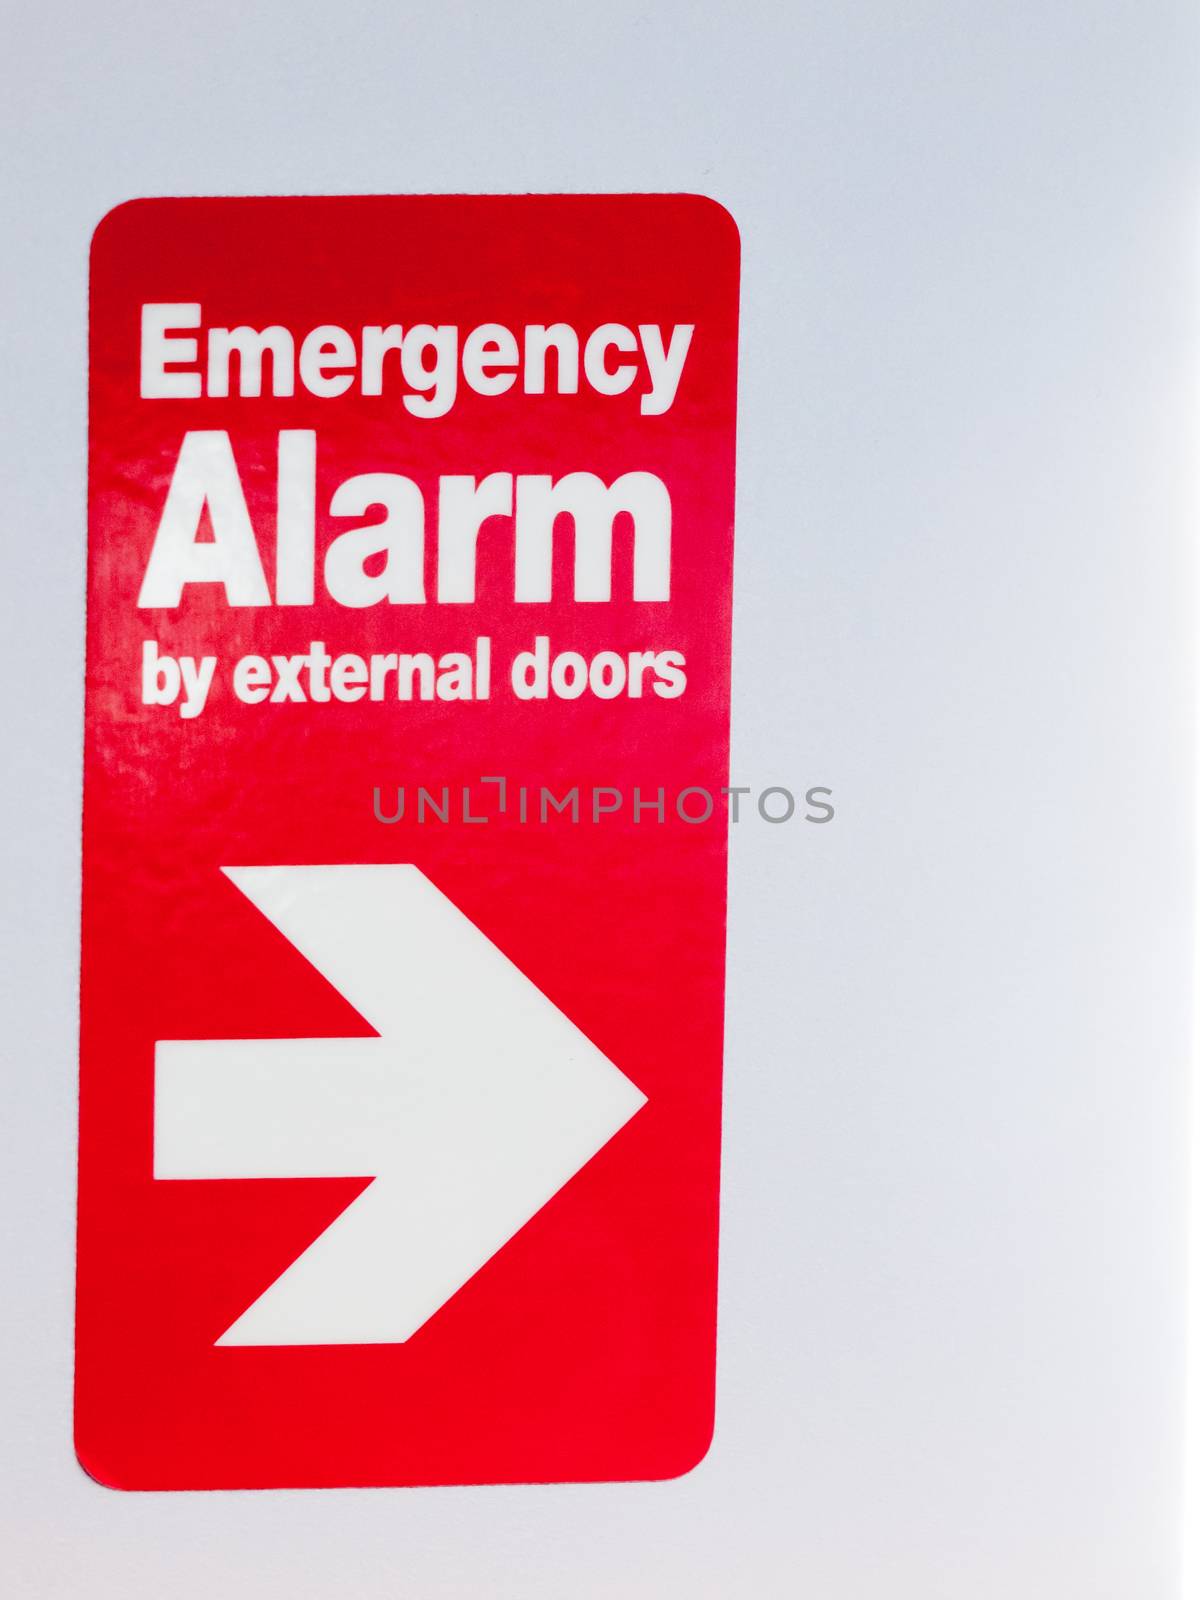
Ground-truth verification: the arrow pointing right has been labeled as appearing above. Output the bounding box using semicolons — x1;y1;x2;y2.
154;864;647;1346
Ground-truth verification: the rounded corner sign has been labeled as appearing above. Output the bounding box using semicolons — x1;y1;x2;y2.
76;193;740;1491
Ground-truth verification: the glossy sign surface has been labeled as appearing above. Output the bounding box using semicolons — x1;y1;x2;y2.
77;195;739;1489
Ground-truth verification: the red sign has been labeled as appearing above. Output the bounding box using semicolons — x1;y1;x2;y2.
77;195;740;1489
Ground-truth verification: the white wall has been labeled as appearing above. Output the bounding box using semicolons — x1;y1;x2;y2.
1;3;1195;1595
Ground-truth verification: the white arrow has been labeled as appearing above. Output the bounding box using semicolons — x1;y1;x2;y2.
153;864;647;1346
